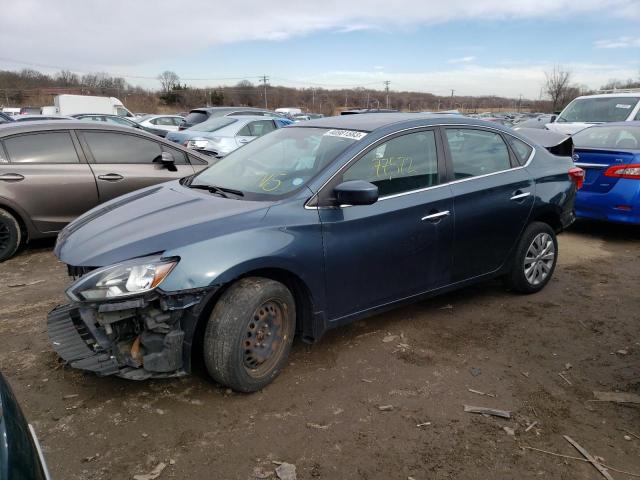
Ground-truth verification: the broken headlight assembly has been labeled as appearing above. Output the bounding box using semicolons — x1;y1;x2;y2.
66;255;178;302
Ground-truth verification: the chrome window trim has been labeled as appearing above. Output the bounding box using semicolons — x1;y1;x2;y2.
574;162;607;169
304;123;536;210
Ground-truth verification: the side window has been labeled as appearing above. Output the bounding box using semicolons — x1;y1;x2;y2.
508;136;533;165
105;116;133;127
4;132;79;164
445;128;511;179
635;109;640;121
83;132;162;164
161;144;187;165
115;107;130;117
343;130;439;197
154;117;175;126
236;123;252;136
249;120;276;137
172;117;184;126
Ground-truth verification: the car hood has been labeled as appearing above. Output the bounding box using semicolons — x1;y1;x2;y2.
55;181;272;267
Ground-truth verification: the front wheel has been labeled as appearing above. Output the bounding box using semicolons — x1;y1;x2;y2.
505;222;558;294
0;208;21;262
203;277;296;392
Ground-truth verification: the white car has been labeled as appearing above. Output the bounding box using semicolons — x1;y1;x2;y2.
547;92;640;135
135;114;185;134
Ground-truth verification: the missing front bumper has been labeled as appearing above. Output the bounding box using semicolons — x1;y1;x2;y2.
47;300;190;380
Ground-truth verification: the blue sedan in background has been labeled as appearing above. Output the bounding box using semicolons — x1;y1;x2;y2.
572;122;640;224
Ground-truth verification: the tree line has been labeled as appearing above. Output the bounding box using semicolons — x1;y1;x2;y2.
0;67;638;115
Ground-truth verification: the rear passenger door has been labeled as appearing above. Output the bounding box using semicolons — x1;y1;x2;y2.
442;127;534;281
0;130;99;233
78;131;196;203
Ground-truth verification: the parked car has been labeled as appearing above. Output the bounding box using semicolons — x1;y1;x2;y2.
179;107;285;130
19;107;41;115
166;116;293;157
547;92;640;135
135;114;185;136
49;114;582;393
0;112;14;124
14;115;73;122
0;121;211;261
571;122;640;224
71;113;167;137
513;114;556;130
0;372;51;479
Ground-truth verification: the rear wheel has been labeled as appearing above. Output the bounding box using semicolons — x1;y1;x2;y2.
203;277;296;392
505;221;557;294
0;208;21;262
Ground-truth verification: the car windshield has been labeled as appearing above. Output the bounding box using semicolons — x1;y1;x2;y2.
573;125;640;150
557;97;639;123
189;117;237;132
189;127;363;198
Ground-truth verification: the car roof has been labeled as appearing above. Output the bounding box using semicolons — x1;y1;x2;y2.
293;113;503;133
190;107;270;114
572;93;640;100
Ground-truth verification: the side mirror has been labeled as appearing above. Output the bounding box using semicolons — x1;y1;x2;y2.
333;180;378;206
550;114;557;123
155;151;178;172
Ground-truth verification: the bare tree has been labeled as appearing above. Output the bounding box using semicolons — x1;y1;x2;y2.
157;70;180;93
544;66;572;112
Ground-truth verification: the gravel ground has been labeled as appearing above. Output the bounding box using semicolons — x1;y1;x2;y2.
0;220;639;480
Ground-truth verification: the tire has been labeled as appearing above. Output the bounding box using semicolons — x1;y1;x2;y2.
0;208;21;262
505;221;558;294
203;277;296;392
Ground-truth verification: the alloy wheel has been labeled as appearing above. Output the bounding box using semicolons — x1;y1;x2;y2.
523;232;555;285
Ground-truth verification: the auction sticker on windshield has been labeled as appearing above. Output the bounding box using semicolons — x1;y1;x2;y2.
324;129;368;140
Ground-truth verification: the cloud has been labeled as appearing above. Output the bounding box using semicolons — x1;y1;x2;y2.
447;56;477;64
0;0;638;69
594;36;640;48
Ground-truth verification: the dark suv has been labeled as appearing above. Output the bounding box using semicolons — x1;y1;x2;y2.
180;107;284;130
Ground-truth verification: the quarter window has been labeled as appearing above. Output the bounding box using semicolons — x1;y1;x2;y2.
343;130;439;197
237;120;277;137
83;132;162;164
508;137;533;165
4;132;79;164
445;128;511;179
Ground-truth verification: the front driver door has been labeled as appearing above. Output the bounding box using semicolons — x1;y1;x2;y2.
318;129;454;322
78;130;195;203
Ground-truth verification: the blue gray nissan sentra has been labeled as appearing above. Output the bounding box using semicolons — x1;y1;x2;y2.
48;114;584;392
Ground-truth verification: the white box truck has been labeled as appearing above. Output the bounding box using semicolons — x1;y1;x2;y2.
53;94;134;117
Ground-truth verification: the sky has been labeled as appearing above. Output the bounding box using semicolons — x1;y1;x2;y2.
0;0;639;99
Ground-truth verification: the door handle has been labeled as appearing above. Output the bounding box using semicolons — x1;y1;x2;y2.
421;210;450;221
0;173;25;182
238;138;250;144
97;173;124;182
510;191;531;201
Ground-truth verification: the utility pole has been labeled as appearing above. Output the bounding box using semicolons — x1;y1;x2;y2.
260;75;269;109
384;80;390;109
311;88;316;111
517;94;523;113
366;91;370;109
450;89;455;109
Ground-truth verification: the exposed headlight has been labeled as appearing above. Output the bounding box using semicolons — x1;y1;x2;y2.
66;255;178;302
187;139;210;149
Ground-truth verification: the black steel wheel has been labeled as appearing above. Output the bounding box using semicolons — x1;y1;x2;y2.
203;277;296;392
0;208;21;262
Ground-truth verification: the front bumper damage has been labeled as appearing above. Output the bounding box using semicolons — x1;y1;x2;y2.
47;289;215;380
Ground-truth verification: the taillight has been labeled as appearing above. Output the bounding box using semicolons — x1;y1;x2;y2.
604;164;640;180
568;167;585;190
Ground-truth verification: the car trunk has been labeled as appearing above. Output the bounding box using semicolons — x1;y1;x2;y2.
573;148;636;193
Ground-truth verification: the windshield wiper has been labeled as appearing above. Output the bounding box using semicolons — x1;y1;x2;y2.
188;183;244;198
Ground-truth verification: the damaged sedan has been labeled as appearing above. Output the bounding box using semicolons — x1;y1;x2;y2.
48;114;582;392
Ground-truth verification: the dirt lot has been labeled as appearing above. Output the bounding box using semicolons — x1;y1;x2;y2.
1;221;639;480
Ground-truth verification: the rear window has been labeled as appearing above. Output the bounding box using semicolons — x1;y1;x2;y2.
572;126;640;150
184;110;210;124
3;132;79;164
189;117;236;132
